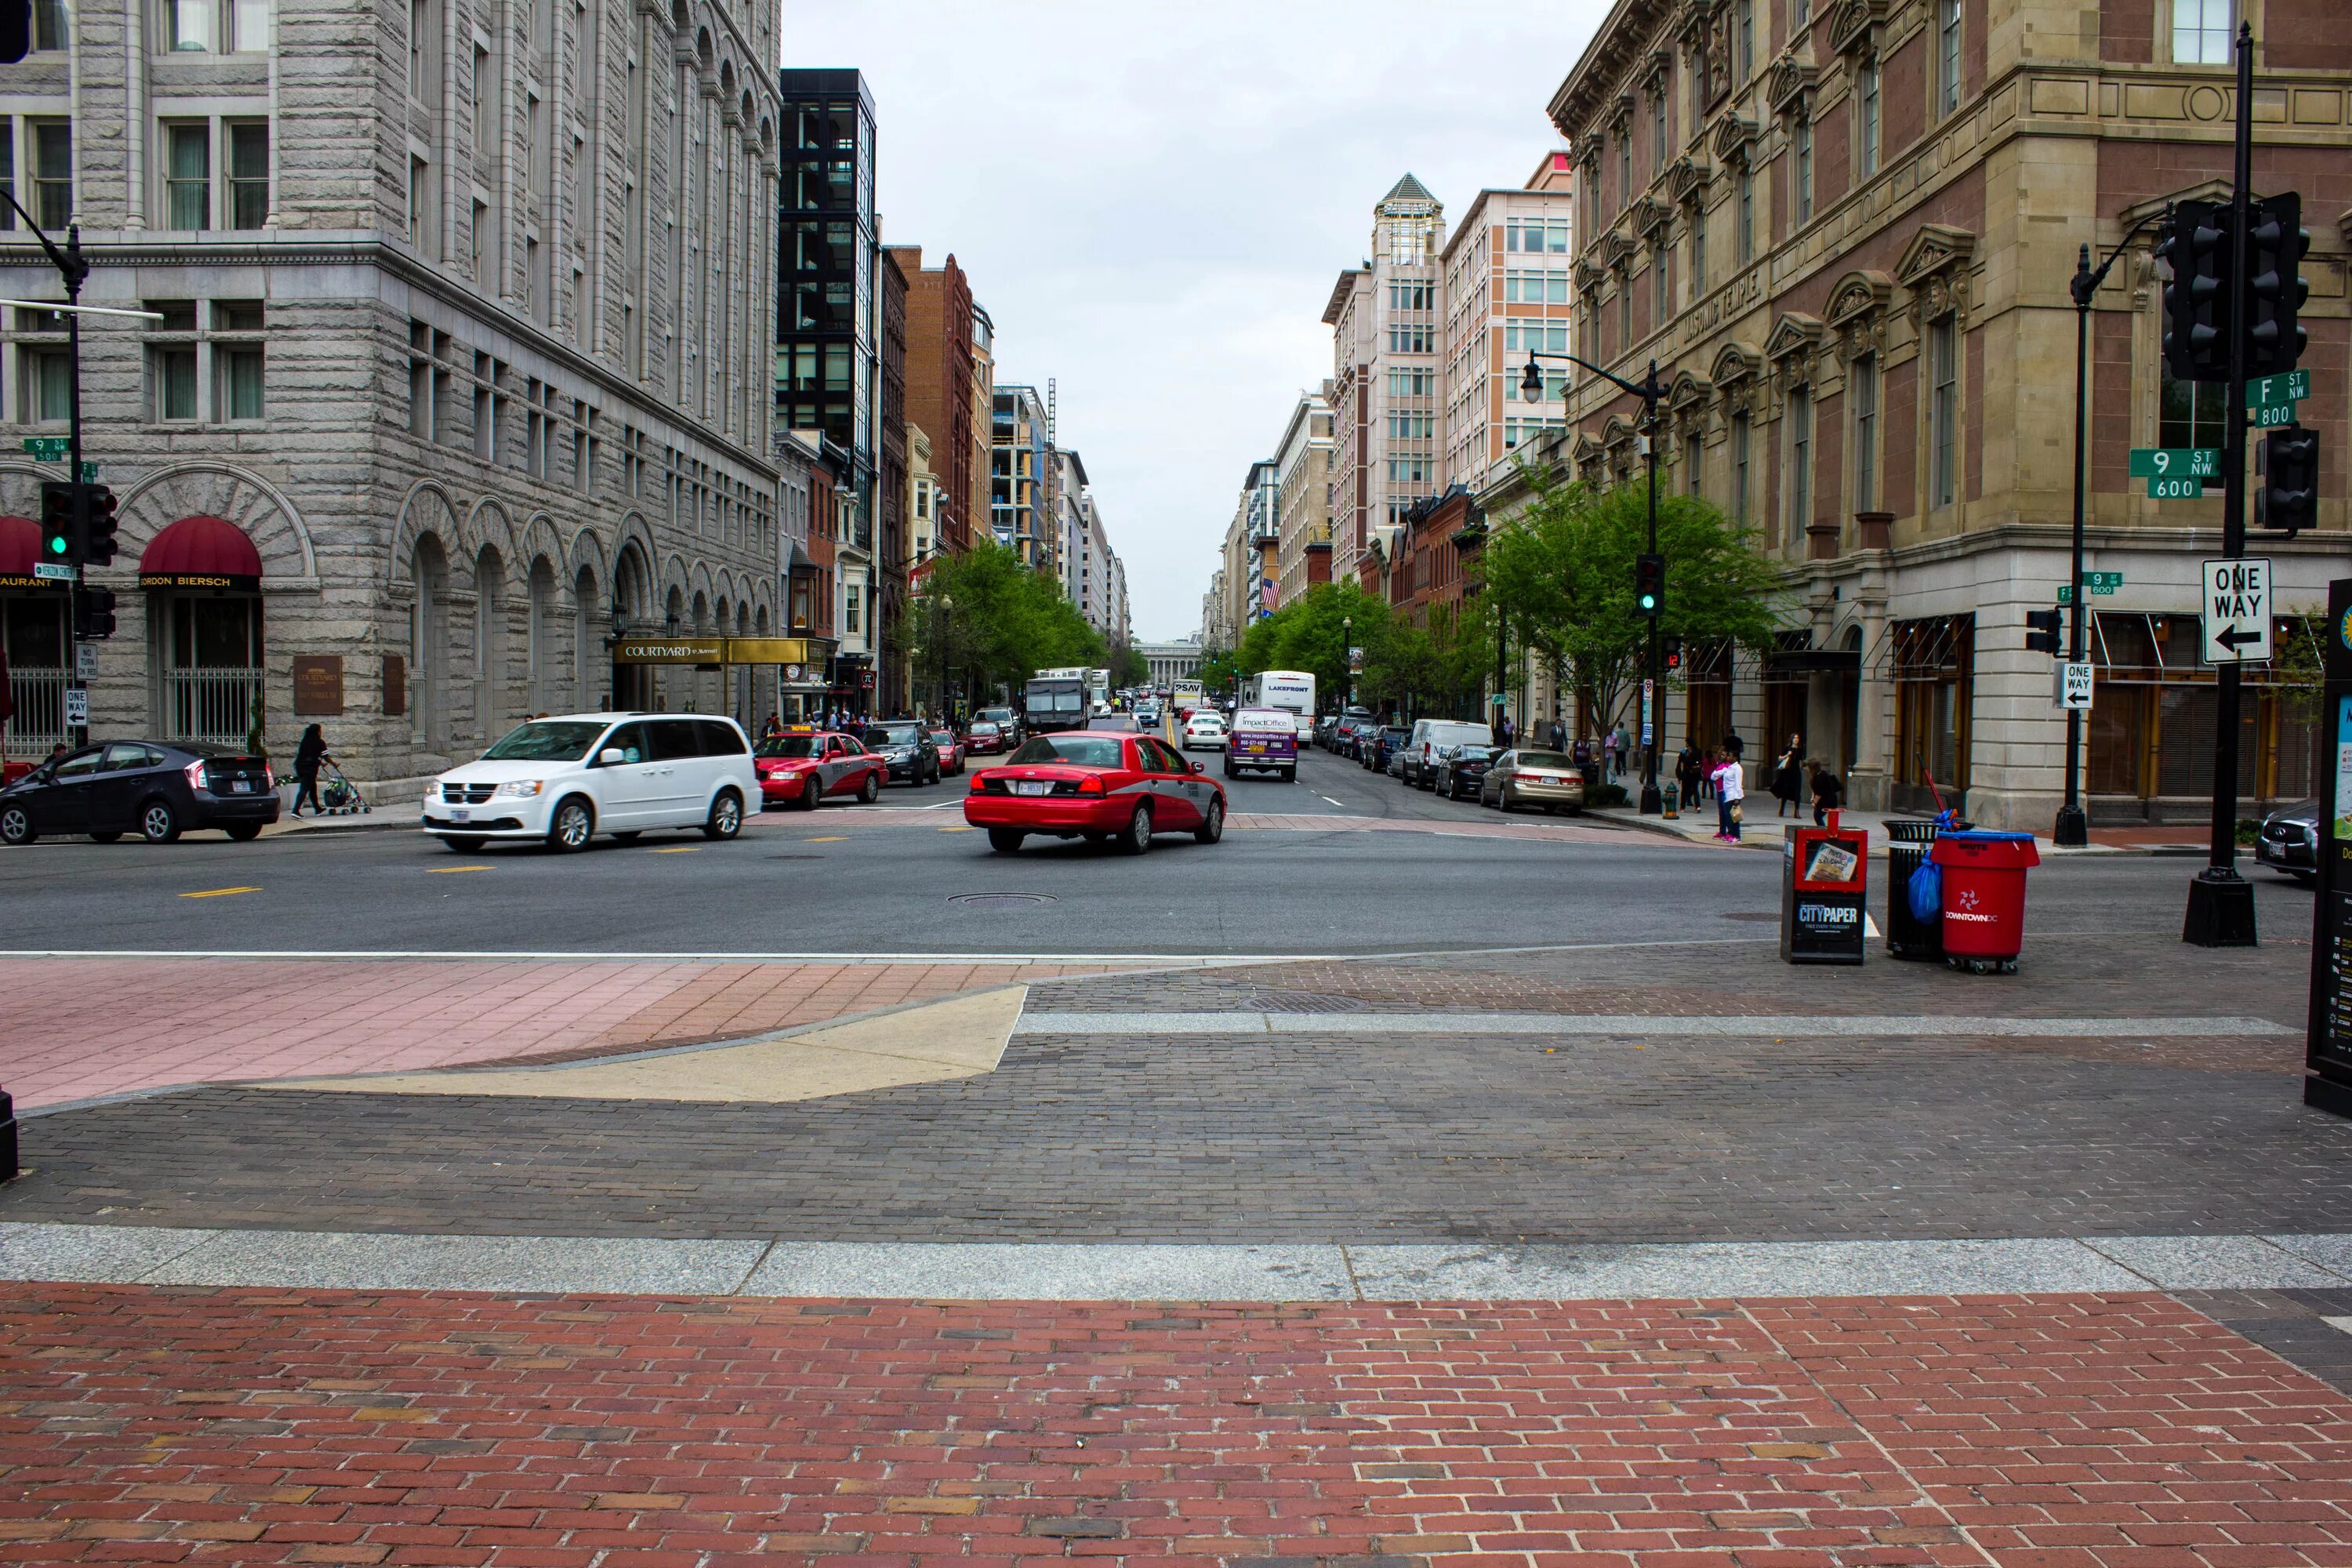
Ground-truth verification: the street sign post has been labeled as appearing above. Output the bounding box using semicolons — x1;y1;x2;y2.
33;561;71;581
2247;368;2310;408
2201;556;2273;663
2055;662;2093;710
2129;448;2219;477
75;642;96;680
62;688;87;729
20;436;66;461
2149;476;2205;499
2056;572;2123;604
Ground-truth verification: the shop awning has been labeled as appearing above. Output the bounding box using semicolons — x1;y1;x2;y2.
0;514;61;589
140;514;263;591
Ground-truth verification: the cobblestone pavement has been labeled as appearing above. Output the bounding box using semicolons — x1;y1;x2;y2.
1;1283;2346;1566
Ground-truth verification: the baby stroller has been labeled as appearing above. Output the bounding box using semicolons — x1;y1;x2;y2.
318;761;370;815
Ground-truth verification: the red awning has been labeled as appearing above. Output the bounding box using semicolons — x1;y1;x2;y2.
0;514;53;586
140;514;263;590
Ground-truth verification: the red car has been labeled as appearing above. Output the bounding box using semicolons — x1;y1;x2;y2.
964;731;1227;855
964;719;1007;755
930;728;966;776
754;728;887;811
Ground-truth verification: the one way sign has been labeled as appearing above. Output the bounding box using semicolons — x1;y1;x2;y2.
2201;557;2273;664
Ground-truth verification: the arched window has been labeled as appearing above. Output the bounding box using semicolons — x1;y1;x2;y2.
474;546;506;742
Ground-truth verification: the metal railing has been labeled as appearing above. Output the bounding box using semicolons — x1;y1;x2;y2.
164;667;263;747
5;667;65;750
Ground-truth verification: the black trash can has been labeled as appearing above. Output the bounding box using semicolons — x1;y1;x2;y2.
1885;818;1943;960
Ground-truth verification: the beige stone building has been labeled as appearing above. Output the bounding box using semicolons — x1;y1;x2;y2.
1503;0;2350;828
0;0;785;794
1273;385;1335;608
1325;175;1446;583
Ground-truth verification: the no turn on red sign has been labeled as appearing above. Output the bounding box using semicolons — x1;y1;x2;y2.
2201;557;2273;665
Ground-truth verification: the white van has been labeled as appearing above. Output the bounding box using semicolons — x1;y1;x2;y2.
423;713;758;852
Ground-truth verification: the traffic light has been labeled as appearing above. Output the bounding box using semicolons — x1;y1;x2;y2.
1661;633;1683;672
1634;552;1664;615
39;481;74;564
2024;608;2063;656
74;586;116;641
2245;191;2310;379
2157;200;2232;383
2256;423;2319;535
80;485;118;566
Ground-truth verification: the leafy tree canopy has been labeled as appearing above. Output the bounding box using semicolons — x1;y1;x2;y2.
907;543;1105;696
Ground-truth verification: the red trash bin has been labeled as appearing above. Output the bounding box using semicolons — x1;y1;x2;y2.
1928;829;2041;971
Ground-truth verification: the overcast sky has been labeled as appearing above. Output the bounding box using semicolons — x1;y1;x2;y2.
785;2;1608;642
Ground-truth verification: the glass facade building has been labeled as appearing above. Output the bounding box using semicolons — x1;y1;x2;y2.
775;70;877;535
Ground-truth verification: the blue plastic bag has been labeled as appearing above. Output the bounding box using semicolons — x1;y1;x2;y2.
1907;859;1942;923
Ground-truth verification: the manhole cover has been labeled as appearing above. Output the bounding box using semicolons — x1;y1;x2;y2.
948;892;1058;909
1720;911;1778;922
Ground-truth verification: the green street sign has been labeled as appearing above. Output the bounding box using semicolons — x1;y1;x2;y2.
2247;368;2310;408
20;436;67;460
77;461;96;483
2129;448;2219;478
2056;572;2123;605
2148;475;2205;499
2251;404;2302;430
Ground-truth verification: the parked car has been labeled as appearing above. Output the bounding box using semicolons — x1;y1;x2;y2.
1384;730;1413;778
930;728;966;776
1432;745;1499;801
1366;724;1409;772
972;707;1021;746
860;721;942;786
1225;706;1299;781
1312;714;1339;750
423;713;755;851
2256;797;2320;882
0;739;278;846
1333;715;1376;760
964;731;1226;855
1400;720;1495;789
1480;748;1588;815
755;728;887;810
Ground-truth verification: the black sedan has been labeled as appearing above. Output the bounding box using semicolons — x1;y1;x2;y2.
859;721;942;786
1432;746;1500;801
2256;798;2320;882
0;740;278;845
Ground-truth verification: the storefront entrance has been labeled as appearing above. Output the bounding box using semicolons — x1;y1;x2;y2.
1891;614;1973;815
2086;611;2314;819
140;515;267;748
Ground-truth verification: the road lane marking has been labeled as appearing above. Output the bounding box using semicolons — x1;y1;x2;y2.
805;836;847;843
938;825;974;833
178;887;259;899
654;845;701;853
427;866;492;874
1319;796;1345;808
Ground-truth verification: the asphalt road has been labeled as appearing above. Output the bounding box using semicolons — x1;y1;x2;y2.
0;746;2315;956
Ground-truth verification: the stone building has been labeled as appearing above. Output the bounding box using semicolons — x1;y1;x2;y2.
1518;0;2350;828
0;0;786;795
1325;174;1446;584
1273;385;1335;608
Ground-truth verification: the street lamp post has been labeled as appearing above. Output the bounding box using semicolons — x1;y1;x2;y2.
1341;615;1352;713
936;593;953;724
2058;211;2169;848
1522;350;1671;813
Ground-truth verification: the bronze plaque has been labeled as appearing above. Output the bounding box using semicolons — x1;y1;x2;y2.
292;655;344;717
382;654;407;718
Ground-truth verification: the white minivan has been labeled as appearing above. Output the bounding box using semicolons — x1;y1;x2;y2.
423;712;758;853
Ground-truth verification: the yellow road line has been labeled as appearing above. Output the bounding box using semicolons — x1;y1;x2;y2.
655;845;701;853
938;825;974;833
428;865;492;873
180;886;260;899
806;836;847;843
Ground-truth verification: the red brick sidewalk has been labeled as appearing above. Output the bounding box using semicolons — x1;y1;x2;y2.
2;1285;2345;1565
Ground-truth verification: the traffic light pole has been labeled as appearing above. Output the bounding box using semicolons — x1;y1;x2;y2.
2183;21;2259;948
2;191;91;746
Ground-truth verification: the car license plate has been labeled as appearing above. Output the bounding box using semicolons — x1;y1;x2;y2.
1246;742;1265;753
228;780;251;793
1013;780;1050;797
449;808;470;822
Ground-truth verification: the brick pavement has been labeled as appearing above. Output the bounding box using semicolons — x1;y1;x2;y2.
0;959;1116;1109
0;1283;2346;1566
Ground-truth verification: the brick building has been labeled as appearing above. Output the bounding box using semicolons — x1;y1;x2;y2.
887;245;975;555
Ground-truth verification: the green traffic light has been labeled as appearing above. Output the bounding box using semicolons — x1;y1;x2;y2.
47;535;65;554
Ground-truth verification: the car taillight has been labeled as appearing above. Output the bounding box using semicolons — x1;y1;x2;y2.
1077;775;1105;795
184;758;208;791
968;771;987;793
263;764;274;789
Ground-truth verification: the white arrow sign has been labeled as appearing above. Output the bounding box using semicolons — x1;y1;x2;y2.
2201;557;2273;664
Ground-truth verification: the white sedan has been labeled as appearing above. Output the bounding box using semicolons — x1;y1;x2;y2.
1181;713;1229;751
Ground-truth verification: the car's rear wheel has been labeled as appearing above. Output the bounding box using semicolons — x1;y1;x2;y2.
1117;803;1152;855
1194;798;1225;844
1222;760;1236;779
800;777;822;811
1279;768;1295;782
89;830;122;844
987;827;1025;853
547;796;593;853
702;789;742;840
1;804;37;846
858;771;880;804
225;822;263;841
140;799;182;844
441;834;486;851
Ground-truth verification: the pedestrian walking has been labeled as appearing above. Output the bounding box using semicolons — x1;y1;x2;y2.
1548;717;1566;753
1711;749;1745;842
1613;724;1631;777
1677;744;1704;805
1771;733;1804;818
291;724;333;818
1602;727;1620;779
1722;727;1745;762
1809;759;1843;826
764;712;783;739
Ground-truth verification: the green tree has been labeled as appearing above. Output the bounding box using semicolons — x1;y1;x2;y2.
1485;467;1782;739
1109;642;1149;690
909;543;1105;706
1197;644;1243;699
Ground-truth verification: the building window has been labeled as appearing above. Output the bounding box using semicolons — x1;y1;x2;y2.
1618;135;1631;209
845;584;861;635
2159;361;2228;451
1929;315;1958;509
1737;0;1755;79
1786;385;1812;546
31;0;67;49
1690;203;1707;294
1851;353;1878;513
1857;61;1881;176
31;118;71;230
151;343;198;420
1936;0;1962;114
1617;273;1632;348
1791;0;1809;27
163;122;210;229
1731;408;1751;523
168;0;212;50
408;0;430;101
1652;88;1668;168
1653;252;1669;318
227;121;268;228
216;341;264;422
1737;166;1753;264
231;0;267;50
2172;0;2232;63
18;307;70;422
1793;114;1813;223
408;154;431;250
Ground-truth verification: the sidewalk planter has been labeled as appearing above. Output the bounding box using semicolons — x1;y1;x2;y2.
1929;829;2042;974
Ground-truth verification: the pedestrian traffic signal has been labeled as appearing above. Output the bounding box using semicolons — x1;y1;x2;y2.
1634;552;1664;615
1662;633;1683;671
2157;200;2232;383
39;481;74;564
2256;423;2318;535
2245;191;2310;379
74;586;116;641
80;485;118;566
2024;608;2063;656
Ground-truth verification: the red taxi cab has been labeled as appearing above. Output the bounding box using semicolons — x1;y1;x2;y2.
963;731;1227;855
754;728;887;811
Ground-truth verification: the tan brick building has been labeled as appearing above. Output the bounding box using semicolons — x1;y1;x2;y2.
1510;0;2350;829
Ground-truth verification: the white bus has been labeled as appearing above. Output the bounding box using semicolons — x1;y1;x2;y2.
1240;670;1316;737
